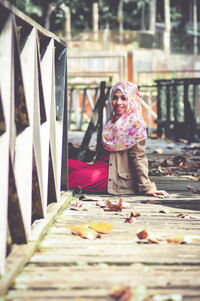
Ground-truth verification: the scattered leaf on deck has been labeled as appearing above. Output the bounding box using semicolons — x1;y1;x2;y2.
71;227;101;240
104;198;123;212
125;216;136;223
137;229;162;244
147;200;161;204
68;222;112;238
125;211;140;223
96;200;107;208
88;222;112;233
70;207;88;211
109;286;133;300
67;223;89;230
172;155;186;166
136;229;148;240
70;199;88;211
177;213;200;220
110;284;149;301
131;210;141;217
167;235;200;244
159;210;168;214
153;148;164;154
152;293;182;301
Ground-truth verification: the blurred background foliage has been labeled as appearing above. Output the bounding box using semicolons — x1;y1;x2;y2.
7;0;200;54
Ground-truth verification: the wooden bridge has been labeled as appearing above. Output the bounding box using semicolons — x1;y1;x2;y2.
1;1;200;300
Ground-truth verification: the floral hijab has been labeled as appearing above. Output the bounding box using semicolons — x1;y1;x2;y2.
102;81;147;151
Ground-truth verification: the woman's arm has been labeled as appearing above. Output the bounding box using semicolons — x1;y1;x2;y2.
128;140;169;197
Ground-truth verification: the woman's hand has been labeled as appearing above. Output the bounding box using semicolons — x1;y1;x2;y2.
144;189;169;198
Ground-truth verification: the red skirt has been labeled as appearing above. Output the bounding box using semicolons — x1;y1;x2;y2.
68;158;109;193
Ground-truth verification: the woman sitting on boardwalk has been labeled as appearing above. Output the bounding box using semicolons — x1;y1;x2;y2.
68;81;169;198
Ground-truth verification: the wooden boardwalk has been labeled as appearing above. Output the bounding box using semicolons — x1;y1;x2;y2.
3;142;200;301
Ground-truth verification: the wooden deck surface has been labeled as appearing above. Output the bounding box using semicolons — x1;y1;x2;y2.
3;141;200;301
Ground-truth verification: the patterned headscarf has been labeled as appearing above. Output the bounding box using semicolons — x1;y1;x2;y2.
102;81;147;151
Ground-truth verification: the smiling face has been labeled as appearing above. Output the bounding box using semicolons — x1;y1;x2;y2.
112;89;128;116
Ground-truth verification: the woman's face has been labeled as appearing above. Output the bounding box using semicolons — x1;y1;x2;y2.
112;89;128;116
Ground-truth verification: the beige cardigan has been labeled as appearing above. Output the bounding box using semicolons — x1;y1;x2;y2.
107;140;156;195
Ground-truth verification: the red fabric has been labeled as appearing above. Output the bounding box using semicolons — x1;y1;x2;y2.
68;157;109;193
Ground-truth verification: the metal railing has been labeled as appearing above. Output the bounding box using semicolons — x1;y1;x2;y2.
0;0;67;276
155;78;200;142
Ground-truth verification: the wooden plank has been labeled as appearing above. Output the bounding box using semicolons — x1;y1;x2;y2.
0;13;12;275
0;192;71;297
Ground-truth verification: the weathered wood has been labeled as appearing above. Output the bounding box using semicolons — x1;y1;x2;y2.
0;192;71;297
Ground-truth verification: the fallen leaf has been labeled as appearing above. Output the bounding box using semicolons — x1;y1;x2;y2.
177;213;200;220
109;286;133;300
88;222;112;233
68;222;112;239
70;207;88;211
104;198;123;212
187;185;194;191
159;210;168;214
147;200;161;204
125;211;140;223
136;229;148;240
166;236;186;244
137;229;162;244
172;155;186;166
110;285;149;301
125;216;137;223
71;199;83;207
96;200;107;208
131;210;141;217
153;148;164;154
70;199;88;211
152;293;182;301
167;235;200;244
71;227;100;240
67;223;89;230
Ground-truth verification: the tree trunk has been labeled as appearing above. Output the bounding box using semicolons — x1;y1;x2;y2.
118;0;123;42
164;0;170;53
93;2;99;41
193;0;198;55
149;0;156;33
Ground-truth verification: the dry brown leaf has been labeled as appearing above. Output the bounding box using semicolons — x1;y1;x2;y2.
166;236;185;244
159;210;168;214
125;211;140;223
70;199;88;211
104;198;123;212
137;229;162;244
187;185;194;191
147;200;161;204
88;222;112;233
96;200;107;208
125;216;136;223
131;210;141;217
109;286;133;300
153;148;164;154
167;235;200;244
136;229;148;240
110;285;149;301
70;207;88;211
177;213;200;220
71;227;100;240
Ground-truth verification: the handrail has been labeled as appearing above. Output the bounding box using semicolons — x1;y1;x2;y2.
155;78;200;142
0;0;67;276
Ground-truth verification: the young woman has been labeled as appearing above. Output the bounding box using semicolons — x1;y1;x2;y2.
68;81;169;198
